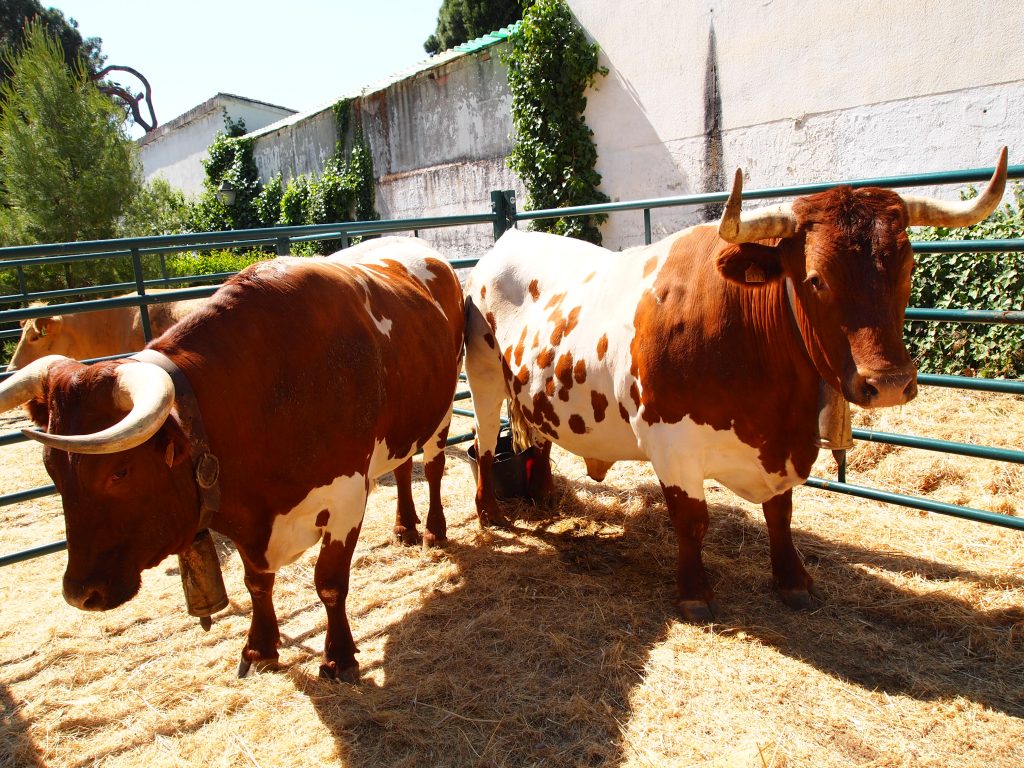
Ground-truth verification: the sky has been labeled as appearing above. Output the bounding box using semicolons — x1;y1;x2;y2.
54;0;444;137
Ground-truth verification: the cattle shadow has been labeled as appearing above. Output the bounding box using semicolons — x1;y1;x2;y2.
289;469;1023;766
1;684;45;767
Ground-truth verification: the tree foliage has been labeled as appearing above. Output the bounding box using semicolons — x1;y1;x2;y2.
0;21;139;250
504;0;608;244
424;0;521;54
0;0;103;86
907;184;1024;378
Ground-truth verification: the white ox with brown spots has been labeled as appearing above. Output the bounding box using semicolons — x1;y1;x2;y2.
465;151;1007;620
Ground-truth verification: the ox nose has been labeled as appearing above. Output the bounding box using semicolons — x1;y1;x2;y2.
855;366;918;408
63;579;109;611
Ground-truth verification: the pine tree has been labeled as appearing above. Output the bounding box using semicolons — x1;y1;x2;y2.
0;21;138;248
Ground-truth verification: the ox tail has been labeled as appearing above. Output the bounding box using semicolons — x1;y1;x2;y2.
507;396;534;453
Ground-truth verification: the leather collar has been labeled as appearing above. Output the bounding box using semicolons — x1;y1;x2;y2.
130;349;220;530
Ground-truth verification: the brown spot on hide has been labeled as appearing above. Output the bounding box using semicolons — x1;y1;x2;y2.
537;347;555;369
533;391;561;430
555;353;574;393
569;414;587;434
619;403;631;422
629;381;641;407
503;346;513;366
532;331;540;349
316;510;330;527
514;326;528;366
485;312;496;331
483;332;495;349
596;334;608;361
573;359;587;384
564;306;581;337
550;312;567;346
480;284;487;299
591;391;608;422
582;272;597;283
528;279;540;300
643;256;658;278
516;365;530;387
544;377;555;396
545;292;566;310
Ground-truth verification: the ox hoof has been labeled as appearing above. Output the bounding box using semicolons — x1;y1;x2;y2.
677;599;720;623
478;509;513;529
422;532;447;550
319;660;360;684
777;583;824;611
237;652;279;678
394;527;419;547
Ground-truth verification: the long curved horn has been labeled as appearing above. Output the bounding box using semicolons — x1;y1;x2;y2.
22;361;175;454
902;147;1008;227
0;355;69;413
718;168;798;244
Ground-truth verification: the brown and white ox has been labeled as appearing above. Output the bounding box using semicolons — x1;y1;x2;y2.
6;290;206;371
0;237;464;681
465;149;1007;620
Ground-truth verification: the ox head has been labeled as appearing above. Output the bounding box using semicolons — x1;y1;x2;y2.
6;314;65;372
716;148;1008;408
0;356;199;610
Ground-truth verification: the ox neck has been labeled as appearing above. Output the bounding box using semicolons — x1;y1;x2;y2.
130;349;220;531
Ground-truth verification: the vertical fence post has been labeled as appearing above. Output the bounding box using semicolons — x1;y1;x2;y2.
491;190;517;241
275;237;290;257
643;209;652;245
131;248;154;342
16;266;28;306
160;254;170;287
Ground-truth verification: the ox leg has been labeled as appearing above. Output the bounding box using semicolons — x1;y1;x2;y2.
465;301;512;528
239;560;280;677
527;438;555;507
661;484;718;622
420;412;452;548
392;459;420;546
316;477;370;682
762;490;821;609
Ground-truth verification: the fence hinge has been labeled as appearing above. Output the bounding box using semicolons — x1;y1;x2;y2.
491;190;517;241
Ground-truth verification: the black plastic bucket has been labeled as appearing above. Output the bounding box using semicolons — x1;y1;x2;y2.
467;430;532;500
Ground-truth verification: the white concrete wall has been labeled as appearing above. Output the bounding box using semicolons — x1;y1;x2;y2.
139;95;295;196
169;0;1022;257
569;0;1024;249
251;46;525;260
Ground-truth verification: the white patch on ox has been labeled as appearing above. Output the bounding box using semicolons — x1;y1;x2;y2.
641;417;803;504
264;474;369;572
362;296;393;337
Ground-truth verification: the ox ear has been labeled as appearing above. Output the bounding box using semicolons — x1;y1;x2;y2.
158;417;191;469
716;243;784;287
35;317;61;337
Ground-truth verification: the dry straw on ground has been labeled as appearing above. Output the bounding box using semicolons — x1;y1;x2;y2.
1;387;1022;767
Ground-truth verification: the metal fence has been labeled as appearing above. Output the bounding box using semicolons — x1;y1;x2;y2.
2;159;1022;567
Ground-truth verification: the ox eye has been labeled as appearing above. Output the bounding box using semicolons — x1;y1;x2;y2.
806;273;826;292
110;467;129;484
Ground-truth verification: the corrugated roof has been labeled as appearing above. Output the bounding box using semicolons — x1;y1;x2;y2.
453;22;520;54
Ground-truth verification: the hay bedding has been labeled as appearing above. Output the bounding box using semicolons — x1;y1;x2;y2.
1;389;1022;768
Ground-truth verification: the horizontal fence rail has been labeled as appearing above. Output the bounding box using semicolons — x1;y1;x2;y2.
2;159;1021;568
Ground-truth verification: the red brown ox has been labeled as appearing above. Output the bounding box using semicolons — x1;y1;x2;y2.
0;237;465;681
6;290;206;371
465;149;1007;620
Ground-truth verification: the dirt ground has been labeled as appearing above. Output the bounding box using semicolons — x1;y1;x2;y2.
1;388;1022;768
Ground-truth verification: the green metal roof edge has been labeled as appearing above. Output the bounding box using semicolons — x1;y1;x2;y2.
452;21;521;54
